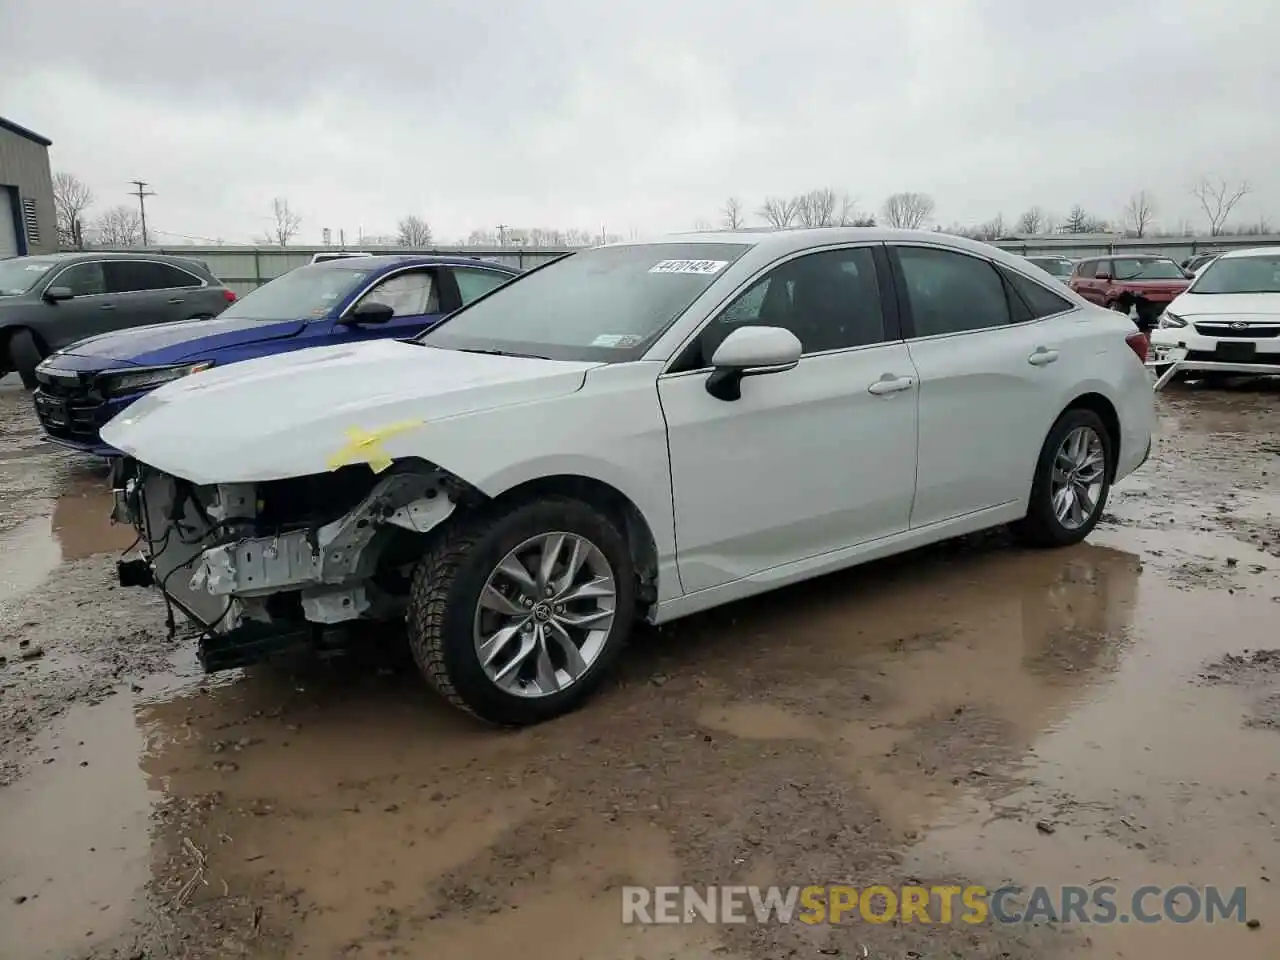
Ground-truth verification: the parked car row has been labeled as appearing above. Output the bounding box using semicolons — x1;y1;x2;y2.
0;252;235;387
98;228;1156;724
9;254;519;455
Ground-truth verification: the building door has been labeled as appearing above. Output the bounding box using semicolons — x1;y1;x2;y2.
0;188;19;258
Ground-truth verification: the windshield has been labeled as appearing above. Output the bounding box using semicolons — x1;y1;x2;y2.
219;264;375;321
419;242;752;361
0;258;56;296
1112;258;1185;281
1027;258;1072;277
1190;254;1280;295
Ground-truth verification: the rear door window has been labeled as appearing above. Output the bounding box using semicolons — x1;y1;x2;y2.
453;268;512;305
105;261;170;293
895;246;1011;337
1075;260;1097;279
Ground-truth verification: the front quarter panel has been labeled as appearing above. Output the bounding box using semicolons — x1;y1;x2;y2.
381;362;681;602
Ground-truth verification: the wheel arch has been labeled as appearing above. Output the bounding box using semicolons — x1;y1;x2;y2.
485;474;661;607
1061;392;1121;480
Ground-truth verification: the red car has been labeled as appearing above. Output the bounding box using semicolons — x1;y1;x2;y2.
1069;255;1191;330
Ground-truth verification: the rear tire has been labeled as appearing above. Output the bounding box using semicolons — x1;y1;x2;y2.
1014;409;1113;548
9;329;45;390
407;497;636;726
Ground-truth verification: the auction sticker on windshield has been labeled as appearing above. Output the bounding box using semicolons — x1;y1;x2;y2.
649;259;728;275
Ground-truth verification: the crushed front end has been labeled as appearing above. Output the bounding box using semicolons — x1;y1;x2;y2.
110;457;471;671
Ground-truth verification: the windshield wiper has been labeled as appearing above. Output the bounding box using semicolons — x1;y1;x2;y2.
457;347;551;360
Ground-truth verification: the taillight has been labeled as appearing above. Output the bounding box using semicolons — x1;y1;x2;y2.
223;289;237;303
1125;331;1149;362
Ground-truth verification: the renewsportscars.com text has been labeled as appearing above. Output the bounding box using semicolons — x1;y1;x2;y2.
621;884;1249;926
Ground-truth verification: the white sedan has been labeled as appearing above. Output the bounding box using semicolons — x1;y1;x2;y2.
1150;246;1280;388
103;229;1156;725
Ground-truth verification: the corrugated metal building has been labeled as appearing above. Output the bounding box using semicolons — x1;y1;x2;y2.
0;116;55;258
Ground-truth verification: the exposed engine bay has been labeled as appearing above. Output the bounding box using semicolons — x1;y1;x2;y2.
110;457;478;669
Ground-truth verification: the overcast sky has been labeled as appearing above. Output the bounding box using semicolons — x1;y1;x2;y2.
2;0;1275;245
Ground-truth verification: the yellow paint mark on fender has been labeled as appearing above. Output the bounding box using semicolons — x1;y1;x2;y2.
326;421;424;474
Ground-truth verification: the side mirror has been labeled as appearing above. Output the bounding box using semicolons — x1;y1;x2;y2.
705;325;802;401
43;286;73;302
343;300;394;325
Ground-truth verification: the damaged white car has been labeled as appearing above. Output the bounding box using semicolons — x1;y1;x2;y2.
105;229;1155;725
1150;246;1280;388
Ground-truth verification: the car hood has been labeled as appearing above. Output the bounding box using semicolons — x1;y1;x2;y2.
1167;291;1280;319
101;340;601;484
53;315;307;366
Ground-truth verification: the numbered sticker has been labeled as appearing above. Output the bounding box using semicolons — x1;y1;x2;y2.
649;259;728;275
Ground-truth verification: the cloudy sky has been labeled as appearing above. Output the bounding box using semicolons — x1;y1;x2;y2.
2;0;1275;245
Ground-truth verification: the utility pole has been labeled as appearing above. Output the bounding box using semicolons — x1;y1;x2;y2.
128;180;155;246
496;224;509;246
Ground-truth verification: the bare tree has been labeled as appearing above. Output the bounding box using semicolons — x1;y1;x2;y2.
881;192;935;230
397;215;433;246
794;188;839;228
92;205;142;247
757;196;799;230
722;197;745;230
1122;190;1157;238
693;218;713;232
969;212;1006;241
1064;205;1090;234
1192;175;1251;236
52;172;94;249
1016;206;1044;234
264;197;302;246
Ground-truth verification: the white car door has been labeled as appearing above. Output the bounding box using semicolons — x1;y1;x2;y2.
889;244;1080;528
657;244;920;594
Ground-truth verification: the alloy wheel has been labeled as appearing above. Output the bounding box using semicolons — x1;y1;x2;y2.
1051;425;1106;530
472;532;617;698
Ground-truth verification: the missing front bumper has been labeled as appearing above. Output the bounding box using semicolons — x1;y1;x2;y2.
113;463;463;638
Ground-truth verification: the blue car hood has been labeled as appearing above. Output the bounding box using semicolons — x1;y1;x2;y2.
54;315;309;367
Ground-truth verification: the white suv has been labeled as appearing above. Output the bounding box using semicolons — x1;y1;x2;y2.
104;229;1156;725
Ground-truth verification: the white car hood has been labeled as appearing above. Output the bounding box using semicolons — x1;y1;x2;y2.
1168;292;1280;319
101;340;600;484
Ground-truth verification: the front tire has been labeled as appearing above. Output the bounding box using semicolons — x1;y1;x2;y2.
407;497;636;725
9;329;45;389
1015;409;1113;548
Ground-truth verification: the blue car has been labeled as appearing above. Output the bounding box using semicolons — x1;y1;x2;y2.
31;254;520;456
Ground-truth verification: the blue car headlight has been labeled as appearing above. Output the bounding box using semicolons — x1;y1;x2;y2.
99;361;215;397
1157;311;1187;329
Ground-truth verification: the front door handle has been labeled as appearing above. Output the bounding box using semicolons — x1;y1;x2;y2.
168;297;185;304
1028;348;1059;366
99;303;116;310
867;375;916;396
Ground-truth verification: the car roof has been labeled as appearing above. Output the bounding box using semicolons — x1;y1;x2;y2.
309;254;519;272
609;227;1038;261
1217;246;1280;261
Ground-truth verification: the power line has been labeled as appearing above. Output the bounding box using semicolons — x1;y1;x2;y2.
129;180;156;246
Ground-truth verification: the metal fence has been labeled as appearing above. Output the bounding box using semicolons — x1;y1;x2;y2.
100;234;1280;294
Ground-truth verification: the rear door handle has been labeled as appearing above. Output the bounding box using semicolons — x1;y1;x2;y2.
168;297;185;304
1028;348;1059;366
867;375;916;396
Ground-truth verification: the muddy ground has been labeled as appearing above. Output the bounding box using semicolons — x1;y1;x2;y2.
1;372;1278;960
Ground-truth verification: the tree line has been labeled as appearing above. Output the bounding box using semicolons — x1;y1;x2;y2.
52;171;1263;251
